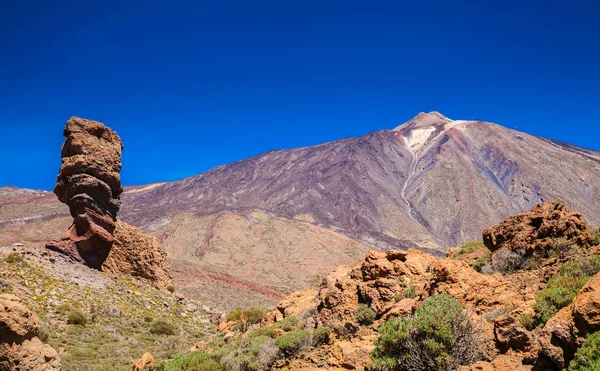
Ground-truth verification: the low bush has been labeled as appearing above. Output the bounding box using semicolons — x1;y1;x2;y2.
453;241;485;260
274;315;303;332
569;331;600;370
592;227;600;246
549;237;578;258
313;327;332;345
275;329;311;356
0;278;12;293
166;351;223;371
219;335;280;371
356;304;377;325
227;306;267;332
144;315;154;323
534;256;600;326
480;248;526;275
150;320;176;335
4;253;24;264
472;252;492;273
67;310;88;326
518;313;536;331
166;285;176;293
395;286;416;301
249;326;278;339
369;294;488;371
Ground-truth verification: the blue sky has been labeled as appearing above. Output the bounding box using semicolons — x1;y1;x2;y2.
1;0;599;190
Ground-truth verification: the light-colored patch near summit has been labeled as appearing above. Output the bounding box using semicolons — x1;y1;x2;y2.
403;126;436;151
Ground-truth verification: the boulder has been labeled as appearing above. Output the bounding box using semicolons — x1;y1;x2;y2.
0;294;39;343
276;289;318;318
0;294;61;370
132;352;155;371
493;314;535;357
573;272;600;335
482;201;596;258
102;220;172;289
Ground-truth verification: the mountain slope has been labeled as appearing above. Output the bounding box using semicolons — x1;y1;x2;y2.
2;112;600;309
121;112;600;250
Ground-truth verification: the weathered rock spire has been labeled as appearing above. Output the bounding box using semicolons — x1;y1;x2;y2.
46;117;124;269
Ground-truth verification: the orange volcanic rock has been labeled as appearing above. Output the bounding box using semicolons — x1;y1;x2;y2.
0;294;61;370
46;117;124;269
102;220;172;289
482;201;596;258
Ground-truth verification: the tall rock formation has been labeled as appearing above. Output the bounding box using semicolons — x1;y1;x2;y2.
46;117;124;269
44;117;172;288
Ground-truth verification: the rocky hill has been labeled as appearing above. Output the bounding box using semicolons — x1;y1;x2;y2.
164;202;600;371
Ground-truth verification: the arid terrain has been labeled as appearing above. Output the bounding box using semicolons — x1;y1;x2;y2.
2;112;600;311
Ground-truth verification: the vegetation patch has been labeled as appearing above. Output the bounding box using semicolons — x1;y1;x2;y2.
150;320;177;335
356;304;377;325
368;294;488;371
66;309;88;326
275;329;311;356
227;306;267;332
395;286;416;301
534;255;600;326
453;241;485;260
569;331;600;370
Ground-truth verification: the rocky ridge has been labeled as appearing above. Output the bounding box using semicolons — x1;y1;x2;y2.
172;202;600;370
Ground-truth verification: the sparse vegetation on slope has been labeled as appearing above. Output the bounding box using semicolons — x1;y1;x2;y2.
569;331;600;371
0;247;214;370
534;255;600;326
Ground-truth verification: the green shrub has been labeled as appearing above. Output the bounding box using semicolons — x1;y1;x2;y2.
4;253;24;264
453;241;485;260
518;313;536;331
313;327;332;345
0;278;12;293
274;316;302;332
166;285;176;293
549;237;577;258
67;310;88;326
569;331;600;370
591;227;600;246
227;306;267;332
275;329;311;356
220;335;280;371
395;286;416;302
472;252;492;273
369;294;488;371
144;315;154;323
534;256;600;326
150;320;176;335
356;304;377;325
249;326;278;339
166;351;223;371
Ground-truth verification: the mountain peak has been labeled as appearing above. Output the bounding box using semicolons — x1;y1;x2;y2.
394;111;452;131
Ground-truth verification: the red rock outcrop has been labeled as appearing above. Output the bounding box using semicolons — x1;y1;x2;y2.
46;117;124;269
482;201;596;258
0;294;61;370
102;220;172;289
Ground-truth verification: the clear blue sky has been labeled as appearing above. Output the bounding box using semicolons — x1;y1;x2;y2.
1;0;599;190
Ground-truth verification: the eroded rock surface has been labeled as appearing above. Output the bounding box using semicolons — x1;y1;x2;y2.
103;220;172;289
0;294;60;370
46;117;124;268
482;201;596;258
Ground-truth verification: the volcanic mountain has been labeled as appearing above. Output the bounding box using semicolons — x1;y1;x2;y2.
2;112;600;309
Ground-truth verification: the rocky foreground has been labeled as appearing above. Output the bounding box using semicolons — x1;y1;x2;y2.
162;202;600;371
